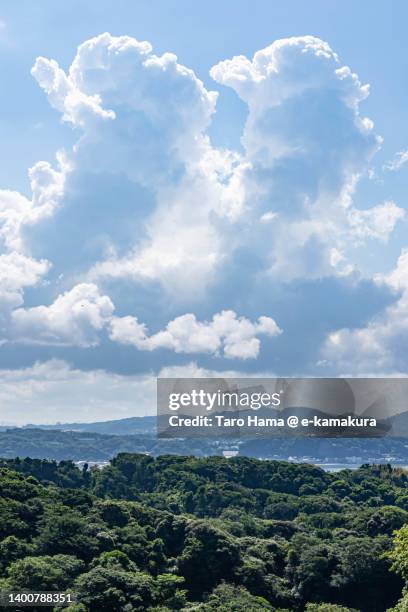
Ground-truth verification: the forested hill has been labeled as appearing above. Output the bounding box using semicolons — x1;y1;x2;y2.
1;427;408;463
1;454;408;611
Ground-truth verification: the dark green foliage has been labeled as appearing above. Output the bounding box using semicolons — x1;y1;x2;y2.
0;455;406;611
5;554;84;591
74;564;156;611
193;582;274;610
177;522;241;597
330;535;400;611
305;605;357;612
35;507;100;561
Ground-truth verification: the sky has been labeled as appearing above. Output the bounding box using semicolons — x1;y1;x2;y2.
0;1;407;424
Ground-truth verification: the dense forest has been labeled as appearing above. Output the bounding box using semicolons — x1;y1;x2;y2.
0;455;408;610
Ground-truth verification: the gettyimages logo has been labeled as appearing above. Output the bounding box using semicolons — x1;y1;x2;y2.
157;377;408;439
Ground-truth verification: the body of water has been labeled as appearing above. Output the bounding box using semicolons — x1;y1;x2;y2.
316;463;408;472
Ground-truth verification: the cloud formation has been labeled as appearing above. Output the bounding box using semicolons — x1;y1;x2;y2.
347;201;404;243
0;252;50;336
0;359;156;425
11;283;114;347
322;249;408;373
0;32;406;385
0;158;65;252
32;34;218;181
0;359;276;425
384;150;408;172
210;36;399;279
10;279;281;359
21;33;400;292
110;310;281;359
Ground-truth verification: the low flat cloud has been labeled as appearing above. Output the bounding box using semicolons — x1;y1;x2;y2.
0;359;269;425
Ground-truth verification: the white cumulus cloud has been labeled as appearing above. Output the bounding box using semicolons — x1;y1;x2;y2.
210;36;397;280
0;156;66;252
109;310;281;359
0;252;50;334
322;249;408;373
11;283;114;347
0;32;406;386
8;279;280;359
24;33;400;295
347;200;405;243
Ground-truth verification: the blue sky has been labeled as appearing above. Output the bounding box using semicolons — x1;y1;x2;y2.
0;1;407;423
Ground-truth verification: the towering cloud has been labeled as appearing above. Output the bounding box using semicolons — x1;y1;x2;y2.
0;33;404;379
210;36;398;279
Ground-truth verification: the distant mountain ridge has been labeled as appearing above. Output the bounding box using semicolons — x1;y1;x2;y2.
0;410;406;463
7;407;408;443
21;415;157;435
12;406;408;438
